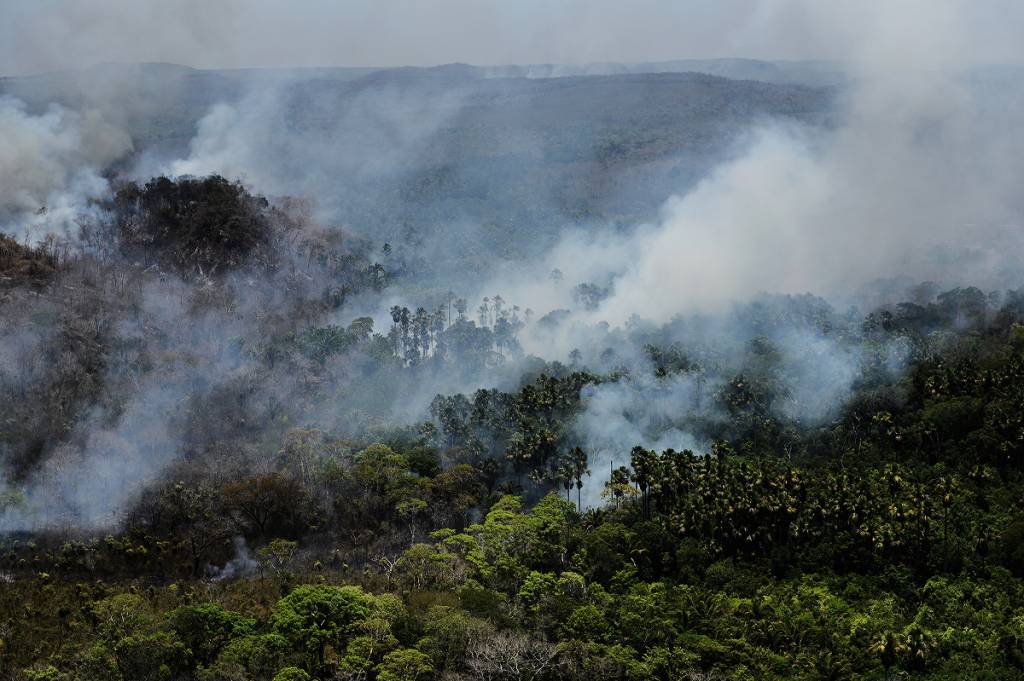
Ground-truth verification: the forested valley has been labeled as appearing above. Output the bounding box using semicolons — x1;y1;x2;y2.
1;173;1024;680
4;5;1024;679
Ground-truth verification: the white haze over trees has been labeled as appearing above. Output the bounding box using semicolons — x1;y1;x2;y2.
1;0;1023;524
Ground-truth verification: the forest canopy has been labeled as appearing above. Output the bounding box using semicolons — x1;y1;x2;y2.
2;175;1024;680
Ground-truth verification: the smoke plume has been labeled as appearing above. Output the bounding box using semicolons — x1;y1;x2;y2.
0;97;132;240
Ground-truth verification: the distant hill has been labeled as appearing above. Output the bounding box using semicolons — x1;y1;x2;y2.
477;57;847;86
0;61;837;279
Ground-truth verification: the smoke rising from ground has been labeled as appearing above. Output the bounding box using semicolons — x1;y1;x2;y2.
2;2;1024;528
465;2;1024;334
163;79;468;224
458;1;1024;499
9;382;183;529
0;97;132;240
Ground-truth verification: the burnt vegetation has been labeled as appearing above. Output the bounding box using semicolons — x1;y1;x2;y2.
113;175;277;275
0;234;59;286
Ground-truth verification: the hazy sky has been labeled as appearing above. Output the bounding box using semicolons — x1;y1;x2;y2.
2;0;1023;77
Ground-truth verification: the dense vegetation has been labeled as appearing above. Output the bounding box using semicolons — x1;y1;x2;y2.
1;176;1024;680
1;50;1023;679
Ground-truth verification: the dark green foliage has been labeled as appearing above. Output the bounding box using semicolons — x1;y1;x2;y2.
376;649;434;681
200;633;289;681
271;585;373;669
114;175;275;275
166;603;256;668
428;371;599;483
112;631;190;681
7;288;1024;678
272;667;311;681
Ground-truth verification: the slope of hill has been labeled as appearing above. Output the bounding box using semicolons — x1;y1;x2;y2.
0;62;836;281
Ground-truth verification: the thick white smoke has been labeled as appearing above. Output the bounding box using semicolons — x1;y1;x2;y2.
457;1;1020;333
0;97;132;241
490;86;1022;333
574;373;704;506
162;81;468;223
5;382;183;530
450;0;1024;495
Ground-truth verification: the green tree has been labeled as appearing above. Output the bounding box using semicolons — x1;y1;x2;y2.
21;666;61;681
272;668;311;681
91;593;153;643
113;631;189;681
377;648;435;681
167;602;255;669
416;606;491;672
868;632;908;681
271;585;372;670
200;634;289;681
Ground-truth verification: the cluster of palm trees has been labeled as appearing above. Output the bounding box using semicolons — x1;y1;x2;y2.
387;293;528;367
607;446;979;572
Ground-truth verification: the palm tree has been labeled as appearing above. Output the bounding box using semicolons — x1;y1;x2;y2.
630;446;658;519
568;446;590;511
605;466;633;509
868;631;907;681
557;462;574;503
